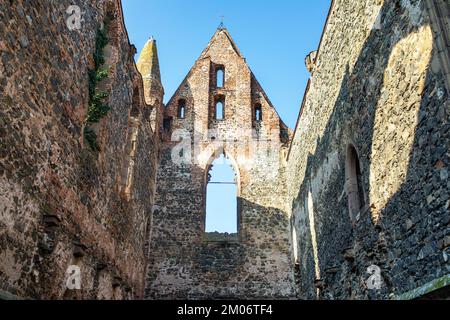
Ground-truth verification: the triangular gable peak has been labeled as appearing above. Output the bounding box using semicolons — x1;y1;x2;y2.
199;28;244;59
165;27;290;145
166;28;245;106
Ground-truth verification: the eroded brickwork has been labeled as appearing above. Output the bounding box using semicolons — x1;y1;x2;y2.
145;29;296;299
287;0;449;299
0;0;159;299
1;0;449;301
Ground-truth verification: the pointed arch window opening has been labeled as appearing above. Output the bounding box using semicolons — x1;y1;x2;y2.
215;96;225;120
346;144;366;222
255;103;263;122
216;67;225;88
178;99;186;119
205;152;239;236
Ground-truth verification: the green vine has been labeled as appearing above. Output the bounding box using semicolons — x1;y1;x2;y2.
84;22;110;152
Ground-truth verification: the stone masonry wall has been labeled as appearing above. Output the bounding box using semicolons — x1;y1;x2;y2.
287;0;449;299
2;0;448;301
145;29;296;299
0;0;158;299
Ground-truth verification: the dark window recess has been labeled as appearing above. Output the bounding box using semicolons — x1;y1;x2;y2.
255;104;262;122
163;117;172;131
178;100;186;119
346;145;365;221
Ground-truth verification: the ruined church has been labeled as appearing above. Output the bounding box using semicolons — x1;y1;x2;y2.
0;0;449;300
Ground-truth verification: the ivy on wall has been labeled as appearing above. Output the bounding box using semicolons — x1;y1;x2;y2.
84;21;110;152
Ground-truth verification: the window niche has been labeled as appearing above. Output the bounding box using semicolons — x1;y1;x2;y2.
121;89;141;200
178;99;186;119
104;5;120;47
345;144;365;222
101;6;120;68
254;103;263;122
216;66;225;88
214;96;225;121
163;117;173;132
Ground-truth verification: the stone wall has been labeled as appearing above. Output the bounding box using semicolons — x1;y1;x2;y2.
2;0;448;301
145;29;296;299
287;0;449;299
0;0;158;299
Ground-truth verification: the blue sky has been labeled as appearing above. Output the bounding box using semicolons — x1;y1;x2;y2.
205;154;237;233
122;1;331;233
122;0;331;129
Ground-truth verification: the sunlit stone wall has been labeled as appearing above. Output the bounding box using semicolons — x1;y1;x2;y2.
287;0;449;299
0;0;158;299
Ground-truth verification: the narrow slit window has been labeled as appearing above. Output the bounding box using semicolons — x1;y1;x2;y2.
292;227;299;264
178;100;186;119
216;68;224;88
346;145;365;221
216;100;224;120
255;104;262;122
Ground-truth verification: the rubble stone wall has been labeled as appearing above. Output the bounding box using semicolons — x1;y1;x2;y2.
287;0;449;300
0;0;158;299
145;29;296;300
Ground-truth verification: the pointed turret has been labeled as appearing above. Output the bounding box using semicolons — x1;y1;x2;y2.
137;37;162;88
137;37;164;137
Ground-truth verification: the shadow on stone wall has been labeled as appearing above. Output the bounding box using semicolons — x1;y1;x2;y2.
292;1;448;300
146;143;295;299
